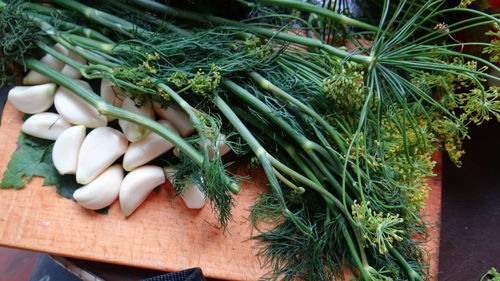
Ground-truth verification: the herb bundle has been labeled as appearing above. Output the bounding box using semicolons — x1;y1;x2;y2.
0;0;498;280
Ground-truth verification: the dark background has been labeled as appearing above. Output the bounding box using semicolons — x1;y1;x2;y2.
439;121;500;280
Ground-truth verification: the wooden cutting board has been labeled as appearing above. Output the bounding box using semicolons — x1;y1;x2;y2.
0;101;442;280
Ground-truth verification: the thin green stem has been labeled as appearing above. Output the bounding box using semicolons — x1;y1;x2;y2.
129;0;373;65
252;0;380;32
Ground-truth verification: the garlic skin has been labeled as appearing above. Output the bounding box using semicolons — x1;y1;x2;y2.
8;83;57;114
54;80;107;128
76;127;128;185
73;164;124;210
21;112;71;140
52;125;86;175
119;165;165;217
122;120;178;171
119;97;154;142
153;103;195;137
61;51;87;79
100;79;124;121
23;43;69;85
181;183;207;209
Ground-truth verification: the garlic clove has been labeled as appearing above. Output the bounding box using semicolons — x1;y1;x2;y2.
73;164;124;210
163;168;206;209
153;103;195;137
100;79;124;121
119;97;154;142
119;165;165;217
23;43;69;85
7;83;57;114
76;127;128;184
21;112;72;140
61;50;87;79
181;183;206;209
52;125;86;175
122;120;178;171
54;80;107;128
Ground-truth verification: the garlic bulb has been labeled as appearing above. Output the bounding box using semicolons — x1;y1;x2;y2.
153;103;195;137
7;83;57;114
54;80;107;128
76;126;128;184
23;43;69;85
122;120;178;171
119;165;165;216
52;125;86;175
21;112;71;140
119;97;154;142
73;164;124;210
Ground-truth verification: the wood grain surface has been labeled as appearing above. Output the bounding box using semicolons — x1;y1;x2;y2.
0;101;442;280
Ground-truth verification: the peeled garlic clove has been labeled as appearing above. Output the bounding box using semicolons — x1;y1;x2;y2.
21;112;71;140
120;165;165;216
119;97;154;142
181;183;206;209
54;80;107;128
61;51;87;79
153;103;195;137
23;43;69;85
76;127;128;184
73;164;124;210
123;120;178;171
52;125;86;175
8;83;57;114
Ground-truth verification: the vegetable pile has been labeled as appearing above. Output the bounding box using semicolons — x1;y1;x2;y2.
0;0;498;280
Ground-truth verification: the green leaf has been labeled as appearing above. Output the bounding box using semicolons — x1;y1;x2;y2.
0;133;80;199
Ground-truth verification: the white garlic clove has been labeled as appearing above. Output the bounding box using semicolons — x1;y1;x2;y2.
21;112;71;140
7;83;57;114
52;125;86;175
54;80;107;128
61;50;87;79
181;183;206;209
73;164;124;210
120;165;166;217
23;43;69;85
163;168;206;209
76;127;128;184
123;120;178;171
153;103;195;137
119;97;154;142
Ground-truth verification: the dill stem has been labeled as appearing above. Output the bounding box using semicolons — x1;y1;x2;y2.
389;247;425;281
214;95;313;236
248;71;347;153
50;0;146;38
26;5;113;43
23;57;204;166
156;83;212;162
128;0;373;65
341;224;371;281
223;79;356;203
252;0;380;32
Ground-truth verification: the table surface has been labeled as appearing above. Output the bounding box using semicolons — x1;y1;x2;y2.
0;101;442;280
